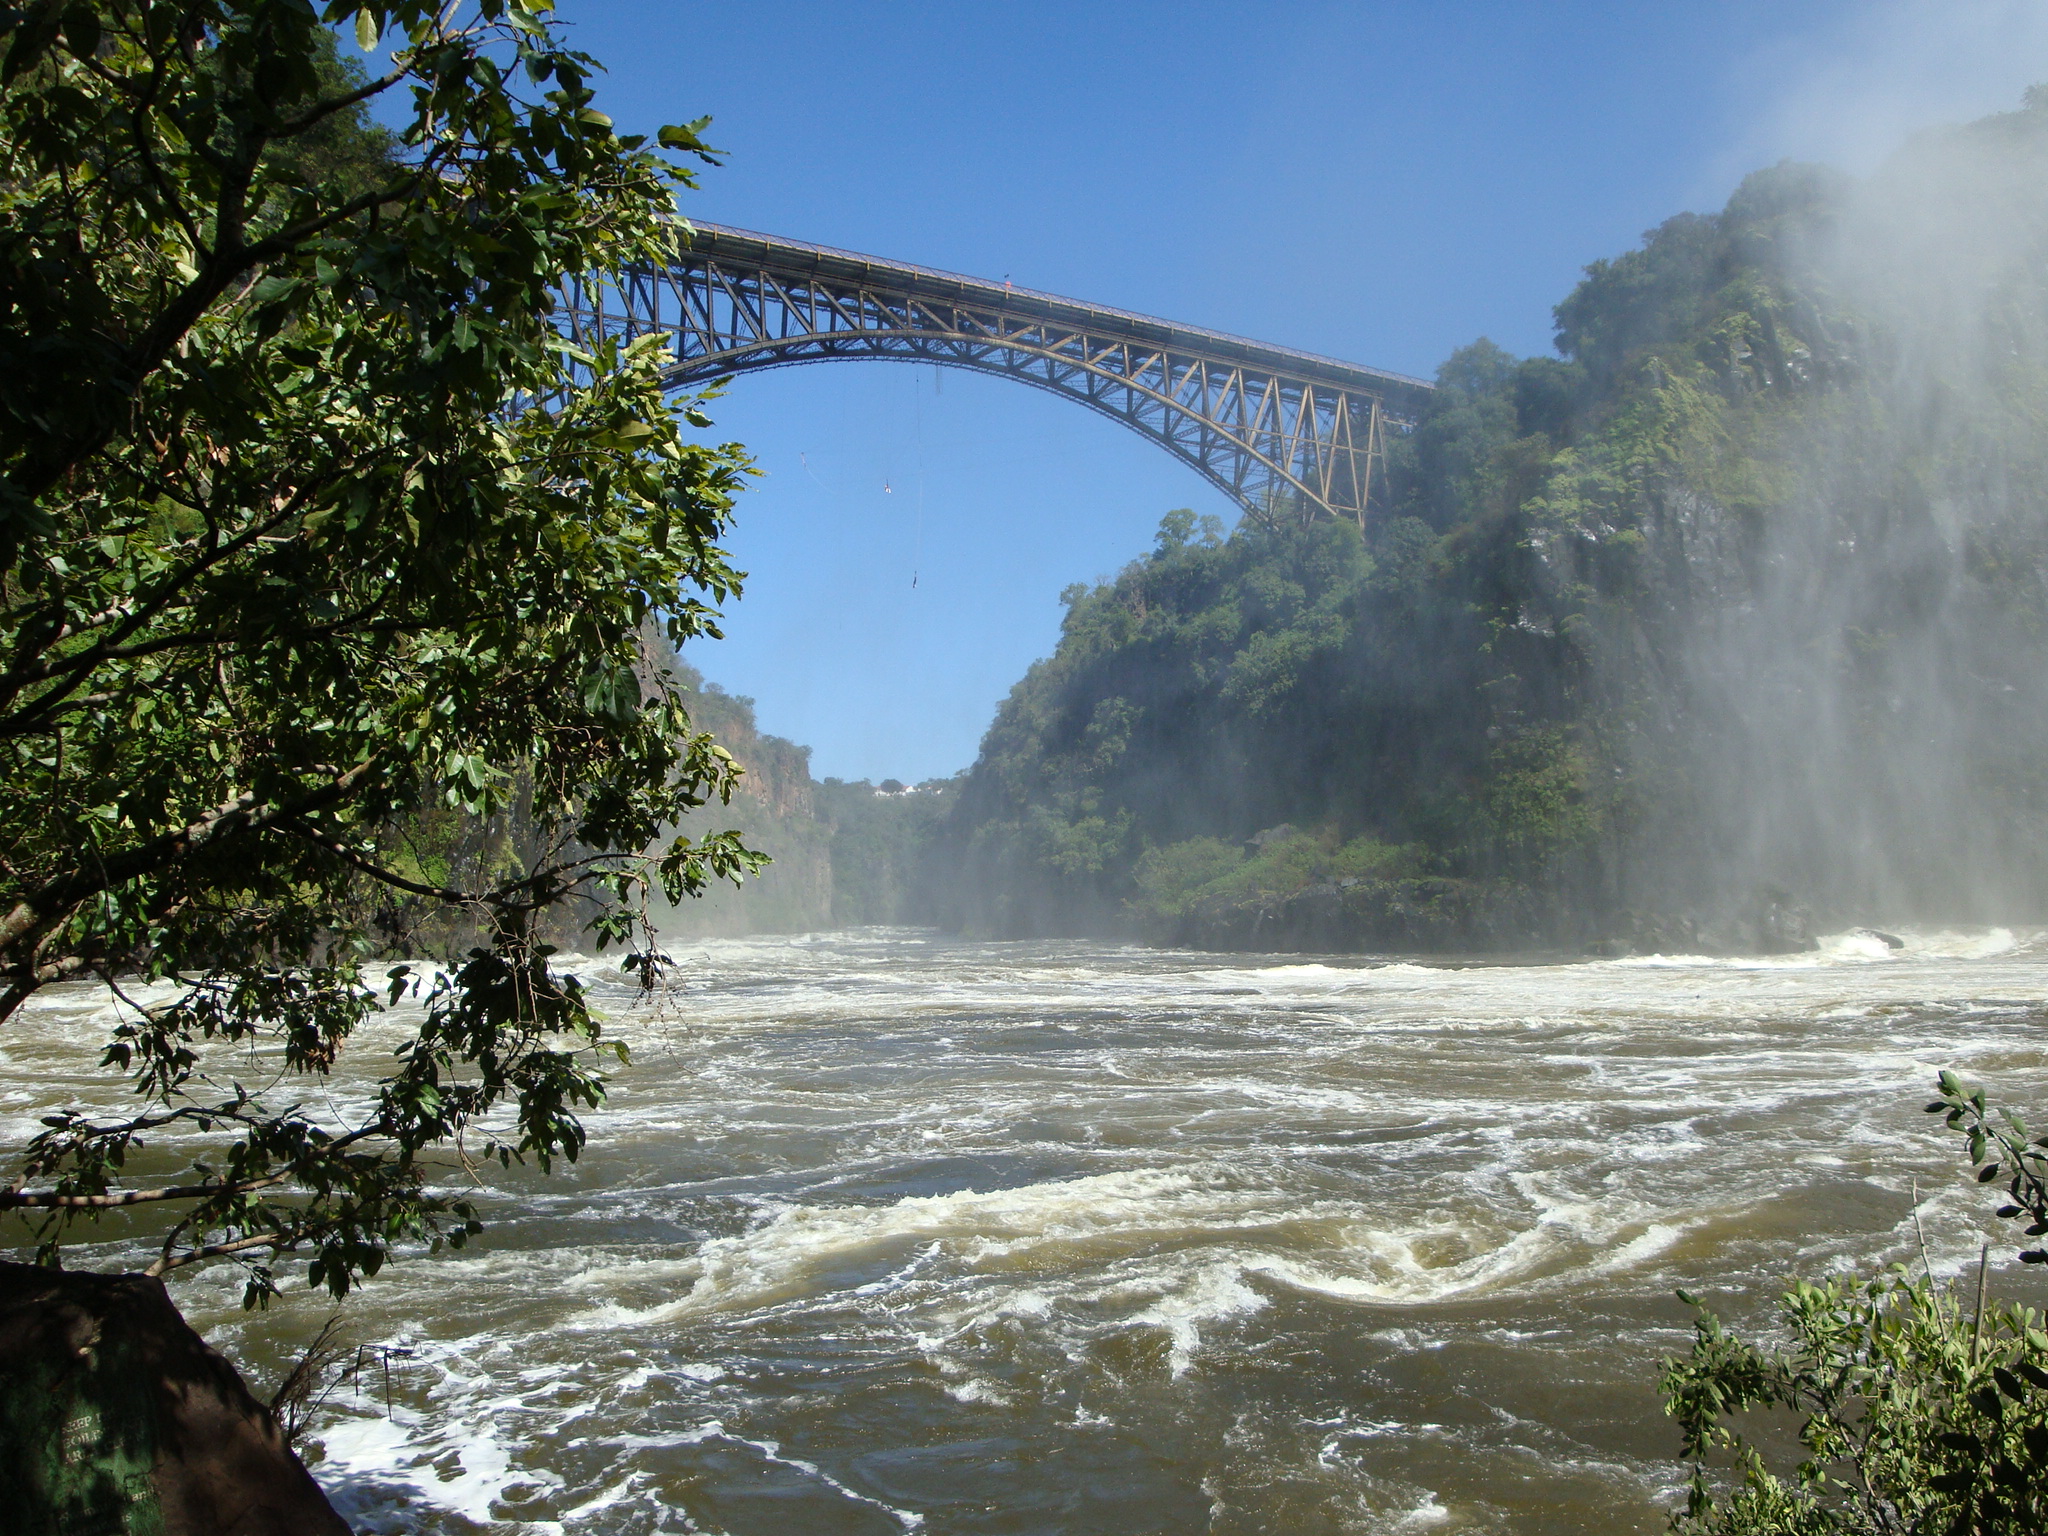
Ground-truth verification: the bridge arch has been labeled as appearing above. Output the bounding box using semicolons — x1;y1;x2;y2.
557;224;1434;526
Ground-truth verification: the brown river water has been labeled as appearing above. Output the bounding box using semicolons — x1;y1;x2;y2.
7;927;2048;1534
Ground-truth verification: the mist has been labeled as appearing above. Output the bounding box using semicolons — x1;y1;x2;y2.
1614;95;2048;927
651;86;2048;954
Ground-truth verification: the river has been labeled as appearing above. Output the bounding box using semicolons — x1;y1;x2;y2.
10;927;2048;1534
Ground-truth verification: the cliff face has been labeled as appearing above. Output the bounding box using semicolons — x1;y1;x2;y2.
652;660;954;938
933;95;2048;952
1507;108;2048;928
657;675;835;938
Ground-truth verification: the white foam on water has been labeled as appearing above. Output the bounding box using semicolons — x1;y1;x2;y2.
941;1374;1016;1405
572;1165;1264;1326
16;926;2048;1532
1613;950;1837;971
552;1151;1707;1390
1246;1221;1561;1308
652;1422;927;1532
1125;1261;1271;1374
1816;931;1907;963
1905;926;2024;959
557;1475;638;1522
1607;925;2034;974
308;1333;621;1532
317;1408;554;1533
1397;1496;1454;1529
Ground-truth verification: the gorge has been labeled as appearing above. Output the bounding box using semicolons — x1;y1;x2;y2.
684;89;2048;960
11;17;2048;1530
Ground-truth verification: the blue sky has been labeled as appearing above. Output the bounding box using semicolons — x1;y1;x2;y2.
548;0;2048;783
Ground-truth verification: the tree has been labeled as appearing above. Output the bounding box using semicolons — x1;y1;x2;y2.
0;1;760;1304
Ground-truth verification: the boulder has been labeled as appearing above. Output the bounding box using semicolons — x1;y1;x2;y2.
0;1261;350;1536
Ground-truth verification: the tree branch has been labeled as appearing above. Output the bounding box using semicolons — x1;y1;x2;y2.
0;1171;291;1210
3;157;429;510
0;611;420;726
279;816;472;904
280;816;627;915
144;1228;289;1276
0;760;381;990
0;491;315;719
272;68;409;141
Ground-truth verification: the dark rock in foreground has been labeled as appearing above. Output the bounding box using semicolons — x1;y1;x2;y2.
0;1261;350;1536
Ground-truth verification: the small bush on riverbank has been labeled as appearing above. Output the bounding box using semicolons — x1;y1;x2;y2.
1664;1076;2048;1534
1131;827;1429;925
1665;1274;2048;1534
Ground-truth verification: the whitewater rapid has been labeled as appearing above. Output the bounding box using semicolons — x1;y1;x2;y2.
7;928;2047;1533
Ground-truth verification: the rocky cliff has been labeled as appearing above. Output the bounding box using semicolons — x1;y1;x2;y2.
930;92;2048;954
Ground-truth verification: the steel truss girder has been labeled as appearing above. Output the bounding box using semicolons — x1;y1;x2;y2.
556;224;1434;526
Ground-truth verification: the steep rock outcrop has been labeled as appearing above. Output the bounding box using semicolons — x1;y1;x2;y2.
0;1262;349;1536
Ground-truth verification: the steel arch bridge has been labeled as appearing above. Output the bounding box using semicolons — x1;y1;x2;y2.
555;222;1434;526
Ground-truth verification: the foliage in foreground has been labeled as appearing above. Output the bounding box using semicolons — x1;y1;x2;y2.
1666;1274;2048;1534
0;2;757;1302
1664;1075;2048;1534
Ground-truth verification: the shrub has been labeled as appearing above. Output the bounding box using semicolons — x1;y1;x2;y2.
1664;1074;2048;1534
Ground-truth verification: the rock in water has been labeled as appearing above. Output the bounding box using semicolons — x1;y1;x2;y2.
0;1261;350;1535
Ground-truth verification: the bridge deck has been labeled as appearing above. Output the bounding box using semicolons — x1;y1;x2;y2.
677;221;1436;419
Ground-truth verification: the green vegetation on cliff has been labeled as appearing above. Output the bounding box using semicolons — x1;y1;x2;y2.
937;93;2048;950
934;503;1580;945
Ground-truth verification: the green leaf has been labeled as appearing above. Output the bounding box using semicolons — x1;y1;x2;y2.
0;0;755;1308
59;4;99;58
